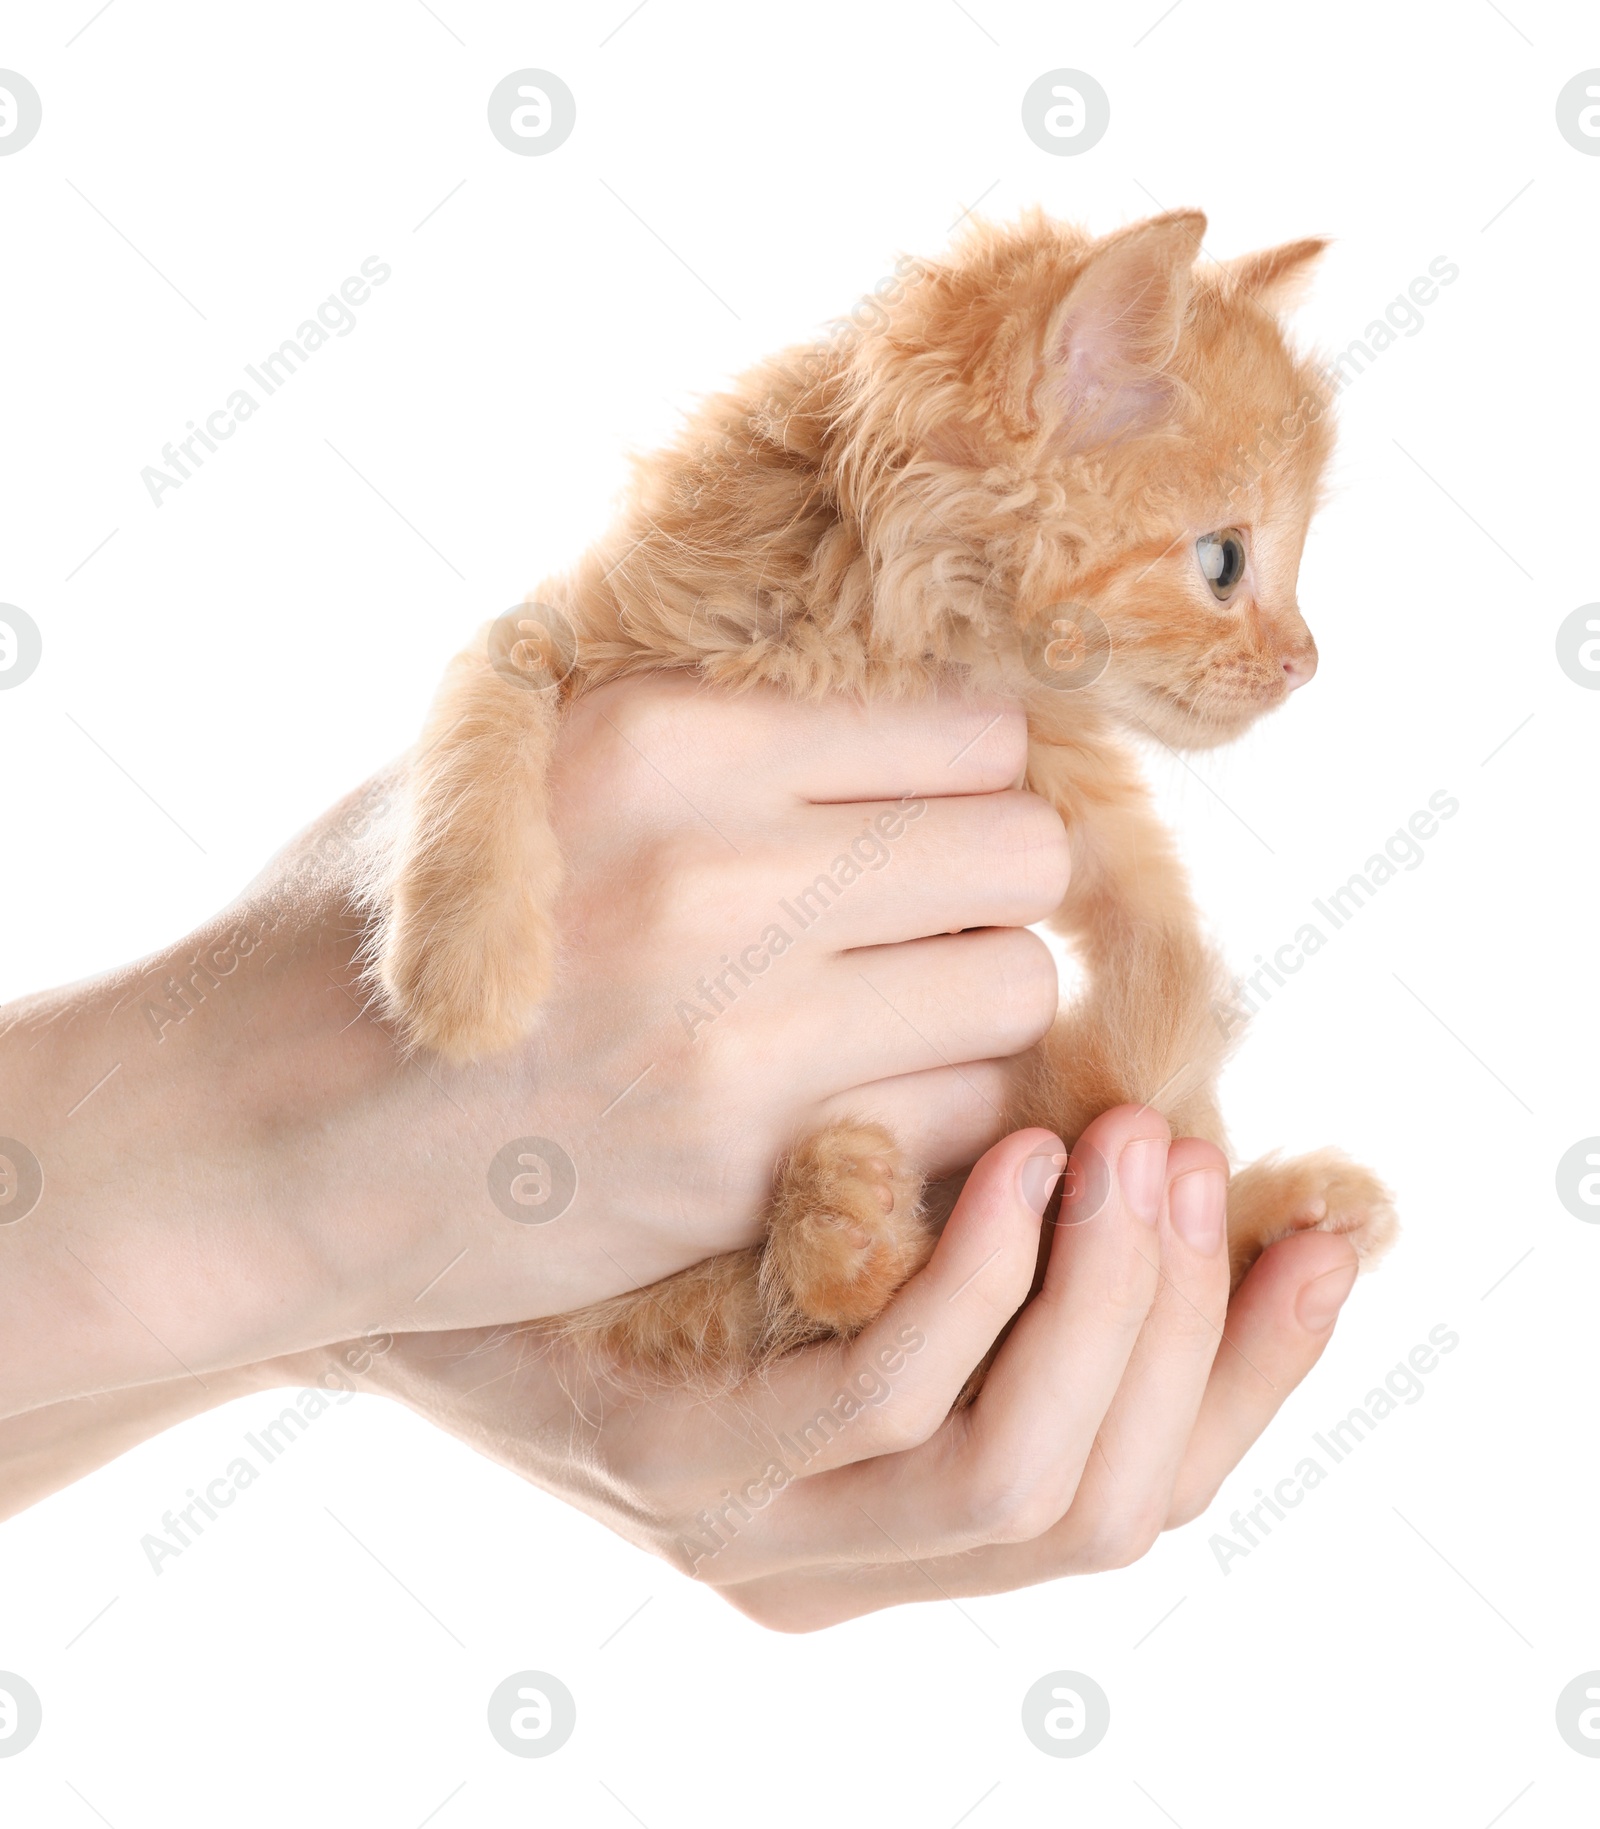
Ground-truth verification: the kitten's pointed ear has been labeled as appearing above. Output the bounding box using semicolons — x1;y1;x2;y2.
1228;237;1328;310
1042;209;1206;450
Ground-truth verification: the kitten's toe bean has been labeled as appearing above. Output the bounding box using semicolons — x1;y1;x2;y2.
763;1122;930;1335
1225;1148;1398;1291
860;1156;898;1214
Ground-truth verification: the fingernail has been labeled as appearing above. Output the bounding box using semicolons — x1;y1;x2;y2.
1019;1150;1068;1216
1297;1260;1358;1331
1117;1138;1167;1226
1169;1167;1226;1253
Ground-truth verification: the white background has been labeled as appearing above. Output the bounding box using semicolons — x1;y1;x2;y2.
2;0;1597;1822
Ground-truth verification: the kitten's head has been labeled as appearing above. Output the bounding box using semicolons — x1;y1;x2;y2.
839;209;1334;749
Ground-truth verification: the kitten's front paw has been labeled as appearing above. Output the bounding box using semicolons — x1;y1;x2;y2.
1225;1148;1397;1290
763;1122;929;1336
380;881;555;1060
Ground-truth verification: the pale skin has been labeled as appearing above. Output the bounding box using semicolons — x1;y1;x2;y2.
0;678;1357;1625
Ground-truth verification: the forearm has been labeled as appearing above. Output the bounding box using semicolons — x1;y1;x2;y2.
0;781;543;1417
0;1359;291;1521
0;914;376;1417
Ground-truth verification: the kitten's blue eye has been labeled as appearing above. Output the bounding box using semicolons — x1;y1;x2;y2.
1196;529;1247;601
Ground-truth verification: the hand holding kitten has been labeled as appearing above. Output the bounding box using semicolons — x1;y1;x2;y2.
0;680;1063;1416
298;1111;1359;1630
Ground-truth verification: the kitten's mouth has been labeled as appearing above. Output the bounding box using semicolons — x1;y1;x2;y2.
1135;680;1257;746
1137;680;1206;726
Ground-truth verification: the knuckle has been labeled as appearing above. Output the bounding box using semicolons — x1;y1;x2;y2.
634;833;740;940
985;927;1061;1048
1165;1473;1219;1531
576;682;713;808
978;701;1031;780
1171;1284;1230;1351
868;1393;949;1456
951;1466;1063;1546
1096;1284;1155;1339
720;1586;831;1634
679;1001;753;1092
987;1491;1064;1546
941;698;1029;786
1029;1243;1154;1340
968;1253;1041;1334
1084;1247;1159;1331
591;676;687;756
1075;1507;1165;1571
992;791;1072;909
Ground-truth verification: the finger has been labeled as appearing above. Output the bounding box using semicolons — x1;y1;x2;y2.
706;1510;1032;1620
783;928;1057;1100
712;1141;1222;1608
925;1104;1173;1539
758;690;1029;802
711;1200;1361;1617
813;1059;1013;1180
749;1105;1168;1566
709;1129;1065;1499
780;789;1070;949
572;678;1029;809
1040;1140;1231;1565
1165;1228;1360;1527
712;1559;967;1627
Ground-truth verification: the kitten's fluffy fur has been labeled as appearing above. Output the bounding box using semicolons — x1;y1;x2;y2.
379;208;1396;1383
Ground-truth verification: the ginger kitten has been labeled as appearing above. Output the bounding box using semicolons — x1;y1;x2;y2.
376;208;1396;1383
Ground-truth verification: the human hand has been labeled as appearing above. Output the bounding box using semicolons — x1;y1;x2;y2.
0;677;1067;1414
315;1106;1360;1630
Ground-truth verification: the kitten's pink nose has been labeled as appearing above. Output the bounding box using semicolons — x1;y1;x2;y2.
1282;645;1318;691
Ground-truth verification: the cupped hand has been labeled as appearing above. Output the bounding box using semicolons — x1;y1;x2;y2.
329;1105;1360;1630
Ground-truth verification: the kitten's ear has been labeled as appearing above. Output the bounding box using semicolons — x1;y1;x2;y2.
1042;209;1206;450
1228;237;1328;310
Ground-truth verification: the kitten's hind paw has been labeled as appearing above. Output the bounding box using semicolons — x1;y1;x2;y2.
1225;1148;1398;1290
762;1122;930;1337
